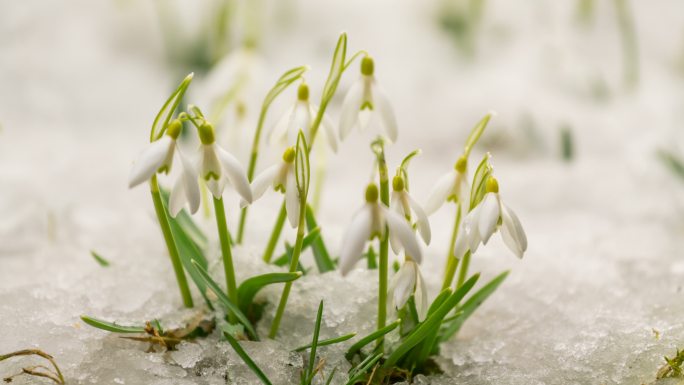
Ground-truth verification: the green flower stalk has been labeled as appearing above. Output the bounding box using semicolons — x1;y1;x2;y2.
269;131;310;338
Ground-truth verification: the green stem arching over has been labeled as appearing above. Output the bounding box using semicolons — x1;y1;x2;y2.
268;204;307;338
149;175;194;308
441;203;462;290
213;196;238;323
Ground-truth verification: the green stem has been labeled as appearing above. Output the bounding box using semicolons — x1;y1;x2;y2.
213;196;238;323
376;145;390;351
149;175;193;308
614;0;638;89
456;250;471;289
441;204;462;290
237;106;269;244
269;205;307;338
262;202;287;263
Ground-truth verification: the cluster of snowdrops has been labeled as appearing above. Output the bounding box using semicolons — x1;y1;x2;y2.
82;33;527;384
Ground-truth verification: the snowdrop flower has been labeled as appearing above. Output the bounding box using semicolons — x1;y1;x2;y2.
339;56;397;143
248;147;301;228
424;156;470;215
270;83;337;152
197;122;253;204
128;119;201;217
454;177;527;259
390;175;431;254
339;184;422;275
389;258;428;320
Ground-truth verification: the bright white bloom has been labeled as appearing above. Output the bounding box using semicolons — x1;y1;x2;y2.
197;123;253;203
247;147;301;228
390;175;431;254
454;177;527;259
270;83;337;152
339;184;422;276
128;120;201;217
424;156;469;216
389;258;428;320
339;56;397;143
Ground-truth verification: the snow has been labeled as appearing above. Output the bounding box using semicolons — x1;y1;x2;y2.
2;0;684;384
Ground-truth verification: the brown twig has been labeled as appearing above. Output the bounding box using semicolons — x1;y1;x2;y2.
0;349;64;384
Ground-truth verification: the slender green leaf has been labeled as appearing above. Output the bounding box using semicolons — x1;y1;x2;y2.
191;260;258;340
295;131;310;198
345;319;400;360
263;66;308;110
304;206;335;272
382;274;480;368
658;149;684;182
469;153;492;210
223;330;273;385
346;352;382;385
80;316;146;334
273;227;321;267
293;333;356;352
324;367;338;385
440;271;509;342
305;301;324;383
365;245;377;270
322;33;347;103
90;250;110;267
237;272;302;314
464;113;492;157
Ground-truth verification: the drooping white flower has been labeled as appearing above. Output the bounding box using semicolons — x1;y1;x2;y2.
424;156;470;216
128;119;184;188
168;150;201;217
453;177;527;259
339;56;397;143
390;175;431;254
389;258;428;320
247;147;302;228
339;184;422;276
197;122;253;204
270;83;337;152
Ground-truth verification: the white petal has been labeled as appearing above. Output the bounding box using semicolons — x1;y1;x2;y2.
206;178;225;199
128;136;173;188
216;145;253;203
285;170;300;228
288;101;311;144
477;193;500;244
269;105;295;147
456;172;471;206
339;205;373;276
414;265;428;320
373;85;398;143
500;203;527;258
408;194;431;245
391;262;416;310
338;79;364;141
388;191;405;254
424;170;457;216
201;145;222;183
383;206;423;263
463;206;482;253
168;175;187;218
453;230;469;259
251;164;280;201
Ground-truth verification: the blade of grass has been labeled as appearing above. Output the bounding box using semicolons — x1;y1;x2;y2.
90;250;110;267
191;260;258;340
305;301;324;383
223;330;273;385
345;319;400;360
345;352;382;385
160;188;208;249
305;206;335;272
293;333;356;352
80;316;146;334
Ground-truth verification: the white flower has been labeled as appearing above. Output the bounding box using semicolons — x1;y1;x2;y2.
424;156;469;216
270;83;337;152
389;259;428;320
168;150;201;217
128;120;183;188
389;175;431;254
339;57;397;143
197;123;253;203
339;184;422;276
454;178;527;259
247;147;301;228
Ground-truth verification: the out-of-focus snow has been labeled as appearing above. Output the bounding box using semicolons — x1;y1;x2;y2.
2;0;684;384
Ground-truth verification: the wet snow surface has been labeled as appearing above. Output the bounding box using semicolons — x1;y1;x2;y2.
2;0;684;384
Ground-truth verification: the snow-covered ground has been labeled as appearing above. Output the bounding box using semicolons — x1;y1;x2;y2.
2;0;684;384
